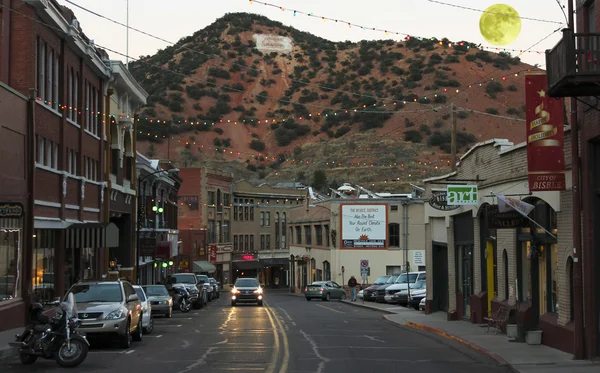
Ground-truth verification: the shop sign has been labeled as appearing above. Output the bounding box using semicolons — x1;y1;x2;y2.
447;185;478;205
139;237;156;257
428;192;460;211
486;204;528;229
0;202;24;218
209;244;217;264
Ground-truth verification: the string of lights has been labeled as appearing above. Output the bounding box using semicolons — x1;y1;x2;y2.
65;0;539;115
425;0;563;24
246;0;554;54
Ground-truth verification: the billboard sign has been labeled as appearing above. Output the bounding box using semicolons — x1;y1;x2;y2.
340;204;388;249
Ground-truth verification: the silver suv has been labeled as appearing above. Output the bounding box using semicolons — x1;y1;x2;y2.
66;279;143;349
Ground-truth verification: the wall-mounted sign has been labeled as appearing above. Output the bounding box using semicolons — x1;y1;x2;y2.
241;254;255;261
412;250;426;266
486;204;529;229
340;204;388;249
217;245;232;253
209;244;217;264
428;192;460;211
0;202;24;218
139;237;157;257
447;185;478;206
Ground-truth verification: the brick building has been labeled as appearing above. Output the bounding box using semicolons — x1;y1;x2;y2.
177;168;233;285
422;136;574;354
544;0;600;359
2;1;113;305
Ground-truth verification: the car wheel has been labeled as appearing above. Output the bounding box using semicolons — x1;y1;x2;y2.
144;317;154;334
257;301;263;306
119;319;132;349
306;297;311;301
324;293;330;301
340;293;347;301
132;318;143;342
231;301;236;307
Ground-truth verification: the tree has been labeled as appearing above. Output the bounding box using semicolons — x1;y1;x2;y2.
312;169;327;192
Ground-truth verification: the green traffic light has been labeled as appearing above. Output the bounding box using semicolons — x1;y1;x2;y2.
162;262;167;268
168;260;174;266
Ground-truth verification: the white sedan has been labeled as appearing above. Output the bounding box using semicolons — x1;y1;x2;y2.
357;289;364;299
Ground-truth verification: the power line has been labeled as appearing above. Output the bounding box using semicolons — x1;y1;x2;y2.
426;0;563;24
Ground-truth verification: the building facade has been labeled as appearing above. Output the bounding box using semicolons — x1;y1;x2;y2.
3;1;114;306
422;136;574;354
105;61;148;278
0;82;31;332
286;197;426;292
177;167;232;284
136;154;181;284
231;180;306;286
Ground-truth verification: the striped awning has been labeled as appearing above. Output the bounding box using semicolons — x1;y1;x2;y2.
66;222;119;249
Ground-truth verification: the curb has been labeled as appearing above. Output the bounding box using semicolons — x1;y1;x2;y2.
0;347;16;361
339;300;398;314
393;318;512;367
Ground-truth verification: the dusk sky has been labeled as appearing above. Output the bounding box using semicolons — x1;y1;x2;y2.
59;0;568;67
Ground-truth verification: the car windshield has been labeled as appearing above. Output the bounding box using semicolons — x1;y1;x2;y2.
196;275;209;283
134;288;146;301
69;284;122;303
386;275;398;284
412;280;426;289
171;274;197;284
395;273;419;283
374;276;390;284
235;279;259;288
143;286;168;296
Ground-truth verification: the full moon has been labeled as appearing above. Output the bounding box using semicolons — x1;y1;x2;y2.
479;4;522;46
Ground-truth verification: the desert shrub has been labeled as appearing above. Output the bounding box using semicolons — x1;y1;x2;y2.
207;67;231;79
420;124;431;135
249;139;266;151
486;108;499;115
404;130;423;143
334;126;350;138
465;54;477;62
486;81;504;98
213;127;224;135
507;84;518;92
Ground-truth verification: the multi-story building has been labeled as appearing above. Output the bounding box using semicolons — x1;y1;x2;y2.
3;1;113;306
177;168;233;284
231;181;306;285
136;154;181;284
545;0;600;359
0;78;31;333
104;61;148;278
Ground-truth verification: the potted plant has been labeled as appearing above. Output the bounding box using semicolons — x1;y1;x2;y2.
526;329;543;345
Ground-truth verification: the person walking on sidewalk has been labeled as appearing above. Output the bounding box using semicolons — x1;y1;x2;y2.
348;276;358;301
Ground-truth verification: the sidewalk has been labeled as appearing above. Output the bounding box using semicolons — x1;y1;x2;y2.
0;328;19;360
341;300;599;373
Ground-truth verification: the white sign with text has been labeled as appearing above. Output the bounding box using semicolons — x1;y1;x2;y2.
341;204;387;248
412;250;426;266
253;34;293;52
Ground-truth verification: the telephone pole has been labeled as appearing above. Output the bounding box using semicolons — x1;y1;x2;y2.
450;103;457;171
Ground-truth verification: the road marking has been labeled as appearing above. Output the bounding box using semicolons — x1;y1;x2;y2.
316;304;345;314
216;338;228;345
267;306;290;373
124;349;135;354
146;334;163;338
187;317;193;319
161;324;182;327
364;335;385;343
182;340;191;349
278;306;293;321
299;330;330;373
291;321;296;326
344;320;348;323
262;304;281;373
176;347;218;373
194;329;200;333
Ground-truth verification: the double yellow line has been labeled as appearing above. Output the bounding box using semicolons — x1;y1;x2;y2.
264;301;290;373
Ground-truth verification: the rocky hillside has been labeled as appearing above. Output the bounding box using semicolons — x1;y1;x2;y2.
129;13;539;191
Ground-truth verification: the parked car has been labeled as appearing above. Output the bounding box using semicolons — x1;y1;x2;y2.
363;275;392;301
375;275;400;303
196;275;213;301
357;289;364;300
419;297;426;311
66;278;143;349
133;285;153;334
384;271;426;304
392;279;426;308
167;273;206;309
304;281;347;301
142;285;172;318
209;278;220;298
231;277;263;306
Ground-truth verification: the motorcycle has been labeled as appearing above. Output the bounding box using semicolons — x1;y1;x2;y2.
10;293;89;367
169;285;192;313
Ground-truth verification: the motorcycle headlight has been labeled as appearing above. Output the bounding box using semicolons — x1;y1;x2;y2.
105;309;126;320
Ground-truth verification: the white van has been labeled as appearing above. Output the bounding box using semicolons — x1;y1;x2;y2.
384;271;426;303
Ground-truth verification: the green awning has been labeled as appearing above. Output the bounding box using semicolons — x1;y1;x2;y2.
193;261;216;273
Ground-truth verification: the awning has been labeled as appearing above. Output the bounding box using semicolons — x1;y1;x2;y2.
232;260;264;271
193;261;216;273
66;222;119;249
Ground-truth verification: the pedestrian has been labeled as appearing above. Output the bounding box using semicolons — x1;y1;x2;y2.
348;275;358;301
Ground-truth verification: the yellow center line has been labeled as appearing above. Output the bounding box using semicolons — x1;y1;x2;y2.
268;306;290;373
316;304;346;314
262;302;281;373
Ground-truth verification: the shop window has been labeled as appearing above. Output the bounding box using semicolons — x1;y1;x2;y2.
388;223;400;247
0;229;21;302
81;247;96;280
503;249;509;300
32;230;56;305
549;244;558;313
520;241;532;302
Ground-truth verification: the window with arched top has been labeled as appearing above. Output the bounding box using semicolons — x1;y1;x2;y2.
216;189;222;212
275;213;280;250
281;213;287;249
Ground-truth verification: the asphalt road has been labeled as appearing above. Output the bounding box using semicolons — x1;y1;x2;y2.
0;291;515;373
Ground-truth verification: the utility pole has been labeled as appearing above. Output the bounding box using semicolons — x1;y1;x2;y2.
567;0;584;359
450;103;457;171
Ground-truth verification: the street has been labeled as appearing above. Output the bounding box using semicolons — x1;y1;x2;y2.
0;292;515;373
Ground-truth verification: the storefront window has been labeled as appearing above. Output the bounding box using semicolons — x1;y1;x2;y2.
520;241;532;302
547;244;559;313
32;230;56;305
0;229;21;302
81;247;96;280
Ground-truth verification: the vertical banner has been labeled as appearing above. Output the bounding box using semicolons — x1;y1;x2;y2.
209;244;217;264
525;72;566;191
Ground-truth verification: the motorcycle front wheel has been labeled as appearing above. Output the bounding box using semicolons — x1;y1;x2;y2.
179;300;191;313
56;338;88;368
19;352;37;365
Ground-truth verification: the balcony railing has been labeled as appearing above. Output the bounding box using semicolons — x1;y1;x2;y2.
546;29;600;97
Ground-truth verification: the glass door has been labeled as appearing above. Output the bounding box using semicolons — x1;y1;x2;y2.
462;251;472;319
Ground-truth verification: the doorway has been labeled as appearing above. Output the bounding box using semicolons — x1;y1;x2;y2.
432;243;448;312
457;245;473;319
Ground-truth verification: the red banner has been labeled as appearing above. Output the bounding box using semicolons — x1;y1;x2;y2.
209;244;217;264
525;72;566;191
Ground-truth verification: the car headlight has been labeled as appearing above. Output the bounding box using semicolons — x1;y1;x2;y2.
231;288;239;294
254;288;263;294
105;309;126;320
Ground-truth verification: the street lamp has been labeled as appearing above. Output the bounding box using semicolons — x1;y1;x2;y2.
136;167;179;284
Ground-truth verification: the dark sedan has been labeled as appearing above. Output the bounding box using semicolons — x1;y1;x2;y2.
363;275;392;301
375;275;399;303
231;278;263;306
